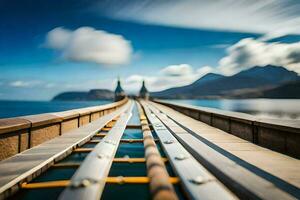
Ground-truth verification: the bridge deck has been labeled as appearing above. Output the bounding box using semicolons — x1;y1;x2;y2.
147;101;300;198
149;101;300;189
0;100;299;200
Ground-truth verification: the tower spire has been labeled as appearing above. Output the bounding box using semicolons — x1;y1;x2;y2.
139;79;149;100
114;77;125;101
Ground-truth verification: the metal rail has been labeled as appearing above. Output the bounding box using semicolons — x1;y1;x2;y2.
59;102;133;200
141;101;237;200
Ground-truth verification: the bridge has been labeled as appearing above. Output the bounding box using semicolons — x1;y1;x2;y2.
0;97;299;200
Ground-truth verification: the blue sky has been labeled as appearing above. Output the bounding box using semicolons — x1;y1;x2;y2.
0;0;300;100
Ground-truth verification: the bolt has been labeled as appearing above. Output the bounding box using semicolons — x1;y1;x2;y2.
189;176;205;185
174;154;189;160
116;176;125;184
105;140;116;145
71;180;81;188
164;140;174;144
97;154;104;159
71;179;94;188
81;179;91;187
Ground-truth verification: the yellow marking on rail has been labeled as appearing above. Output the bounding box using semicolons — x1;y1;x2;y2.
105;121;115;128
52;163;80;168
87;139;145;144
126;125;142;129
21;180;69;189
94;133;106;137
87;140;101;143
106;177;179;184
73;148;93;153
113;158;146;163
87;138;159;144
21;177;179;189
121;139;143;143
101;127;111;131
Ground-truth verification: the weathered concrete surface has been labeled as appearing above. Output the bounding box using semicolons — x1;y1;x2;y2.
0;98;128;161
0;118;31;134
230;120;253;141
30;124;60;147
60;119;78;134
19;131;29;152
79;115;90;126
0;134;19;160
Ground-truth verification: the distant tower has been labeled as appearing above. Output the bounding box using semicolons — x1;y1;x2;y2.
139;80;149;100
114;78;125;101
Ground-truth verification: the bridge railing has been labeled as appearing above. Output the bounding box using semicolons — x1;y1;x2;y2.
154;99;300;159
0;98;128;161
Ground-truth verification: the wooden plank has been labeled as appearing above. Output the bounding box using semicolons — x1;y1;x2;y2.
141;101;236;200
59;102;133;200
0;101;132;199
146;101;297;200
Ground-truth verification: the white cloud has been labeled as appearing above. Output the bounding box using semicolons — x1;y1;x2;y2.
46;27;71;49
8;80;60;89
196;66;214;76
98;0;300;40
218;38;300;75
46;27;133;65
9;80;40;88
124;64;214;92
160;64;192;76
45;83;56;89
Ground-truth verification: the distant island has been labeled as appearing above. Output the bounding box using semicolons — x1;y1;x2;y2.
52;89;114;101
53;65;300;101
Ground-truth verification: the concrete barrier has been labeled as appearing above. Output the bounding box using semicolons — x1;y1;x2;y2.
154;100;300;159
0;98;128;160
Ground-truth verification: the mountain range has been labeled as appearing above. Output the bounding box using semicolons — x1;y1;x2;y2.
52;65;300;101
53;89;114;101
151;65;300;99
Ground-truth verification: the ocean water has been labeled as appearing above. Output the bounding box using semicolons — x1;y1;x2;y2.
1;99;300;120
0;100;112;119
169;99;300;120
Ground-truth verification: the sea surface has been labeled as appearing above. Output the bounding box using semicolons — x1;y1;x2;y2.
169;99;300;120
0;100;112;118
1;99;300;120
